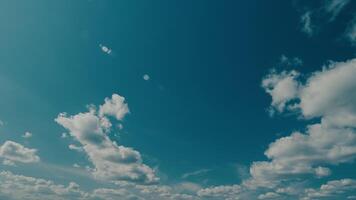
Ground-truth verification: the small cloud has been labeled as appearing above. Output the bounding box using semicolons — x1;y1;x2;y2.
279;55;303;67
143;74;150;81
182;169;211;179
22;132;32;139
61;132;68;138
118;123;123;130
300;11;314;36
0;120;4;126
73;163;80;168
99;44;112;55
68;144;83;152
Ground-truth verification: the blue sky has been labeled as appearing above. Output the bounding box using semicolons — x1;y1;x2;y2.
1;0;356;199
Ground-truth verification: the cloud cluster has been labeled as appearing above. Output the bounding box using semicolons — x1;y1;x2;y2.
0;170;201;200
0;141;40;165
55;94;158;184
256;58;356;190
0;171;87;200
303;179;356;200
4;58;356;199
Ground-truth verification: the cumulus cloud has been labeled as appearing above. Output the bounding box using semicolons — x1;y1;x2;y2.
197;184;243;199
0;141;40;164
303;179;356;200
55;94;158;184
255;58;356;190
0;171;87;200
99;94;130;121
261;70;300;113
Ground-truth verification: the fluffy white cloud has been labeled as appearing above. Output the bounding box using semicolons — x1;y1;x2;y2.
99;94;130;121
0;171;87;200
262;70;300;113
303;179;356;200
56;94;157;184
0;141;40;164
254;59;356;189
197;184;243;199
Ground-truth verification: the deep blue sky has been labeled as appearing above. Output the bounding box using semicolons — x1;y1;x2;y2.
0;0;356;198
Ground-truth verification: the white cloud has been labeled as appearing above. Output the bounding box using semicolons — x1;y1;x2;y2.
61;132;68;138
279;55;303;67
143;74;150;81
261;70;300;113
253;58;356;191
68;144;84;152
197;184;243;199
0;120;4;126
22;131;32;138
0;141;40;164
56;94;158;184
73;163;80;168
99;93;130;121
0;171;87;200
303;179;356;199
258;192;280;199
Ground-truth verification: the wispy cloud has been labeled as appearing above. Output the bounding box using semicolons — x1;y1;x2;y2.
300;11;314;36
182;169;211;179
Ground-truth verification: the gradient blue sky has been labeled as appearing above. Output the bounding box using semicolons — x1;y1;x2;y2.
0;1;356;200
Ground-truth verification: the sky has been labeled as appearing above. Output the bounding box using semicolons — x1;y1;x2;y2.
0;0;356;199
